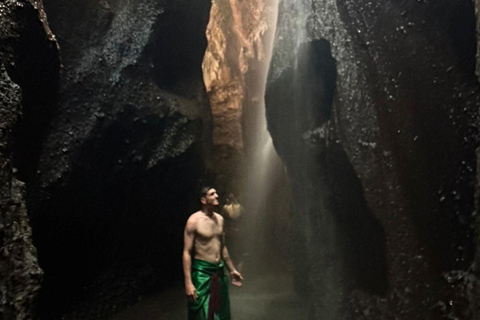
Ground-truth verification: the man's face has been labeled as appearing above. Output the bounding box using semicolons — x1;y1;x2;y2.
202;188;219;206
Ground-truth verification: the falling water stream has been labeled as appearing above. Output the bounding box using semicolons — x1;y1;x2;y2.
109;0;316;319
264;0;350;319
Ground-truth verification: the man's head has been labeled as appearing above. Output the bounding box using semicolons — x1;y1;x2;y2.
199;186;219;207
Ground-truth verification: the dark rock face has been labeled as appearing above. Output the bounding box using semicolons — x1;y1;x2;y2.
0;1;59;319
0;63;43;320
266;0;480;318
0;0;60;183
2;0;212;319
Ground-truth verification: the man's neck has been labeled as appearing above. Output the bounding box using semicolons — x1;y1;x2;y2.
201;207;214;217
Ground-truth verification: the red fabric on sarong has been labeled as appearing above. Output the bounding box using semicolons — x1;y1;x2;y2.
208;273;221;320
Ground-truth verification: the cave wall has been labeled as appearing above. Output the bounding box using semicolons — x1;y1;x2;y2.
0;1;59;318
33;0;213;318
203;0;270;153
200;0;295;266
2;0;213;319
202;0;276;193
266;0;480;319
0;63;43;320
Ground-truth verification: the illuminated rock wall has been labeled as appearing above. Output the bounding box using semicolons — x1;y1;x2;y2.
202;0;274;192
267;0;480;318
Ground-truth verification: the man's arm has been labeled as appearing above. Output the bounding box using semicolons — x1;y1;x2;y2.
221;232;243;286
183;217;198;301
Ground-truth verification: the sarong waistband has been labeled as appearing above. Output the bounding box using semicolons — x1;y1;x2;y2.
192;259;225;276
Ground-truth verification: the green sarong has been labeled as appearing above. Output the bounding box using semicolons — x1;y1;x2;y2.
188;259;230;320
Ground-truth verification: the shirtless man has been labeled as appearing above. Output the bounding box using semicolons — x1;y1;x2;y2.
183;187;243;320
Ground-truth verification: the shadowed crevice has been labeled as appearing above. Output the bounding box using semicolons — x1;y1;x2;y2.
152;0;211;98
6;3;61;184
327;143;388;296
295;39;337;133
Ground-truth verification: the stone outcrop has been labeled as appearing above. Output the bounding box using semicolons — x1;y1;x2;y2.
202;0;276;192
203;0;270;150
266;0;480;318
0;0;59;318
0;63;43;320
2;0;213;318
201;0;294;269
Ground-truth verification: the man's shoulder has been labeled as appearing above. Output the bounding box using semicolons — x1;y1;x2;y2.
187;211;203;220
214;212;224;222
186;211;202;226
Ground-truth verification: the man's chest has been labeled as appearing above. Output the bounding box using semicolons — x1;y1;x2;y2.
196;218;223;239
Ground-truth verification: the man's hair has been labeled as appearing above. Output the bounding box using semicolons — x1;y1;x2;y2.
199;186;214;202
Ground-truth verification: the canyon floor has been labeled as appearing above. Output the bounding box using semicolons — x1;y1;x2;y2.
108;259;307;320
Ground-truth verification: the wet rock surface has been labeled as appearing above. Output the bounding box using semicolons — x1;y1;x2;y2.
33;0;213;318
267;0;480;318
0;1;58;319
0;62;43;320
2;0;212;319
202;0;276;193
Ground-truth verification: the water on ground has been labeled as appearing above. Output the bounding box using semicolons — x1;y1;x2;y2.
108;261;308;320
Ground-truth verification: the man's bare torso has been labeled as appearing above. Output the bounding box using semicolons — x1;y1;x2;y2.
189;210;224;264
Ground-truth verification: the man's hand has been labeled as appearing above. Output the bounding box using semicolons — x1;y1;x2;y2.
185;283;198;302
230;270;243;287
